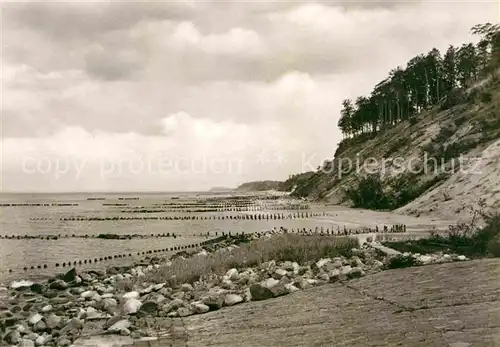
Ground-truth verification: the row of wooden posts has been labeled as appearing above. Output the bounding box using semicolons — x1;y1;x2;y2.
9;235;228;274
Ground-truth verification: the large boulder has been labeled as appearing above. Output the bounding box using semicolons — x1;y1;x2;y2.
138;301;159;315
201;295;224;311
249;284;273;301
49;280;68;291
61;268;77;283
107;319;131;334
260;278;279;289
44;313;62;330
123;299;142;314
225;269;239;281
223;294;243;306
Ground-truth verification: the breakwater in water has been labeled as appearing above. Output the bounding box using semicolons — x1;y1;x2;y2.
0;191;434;284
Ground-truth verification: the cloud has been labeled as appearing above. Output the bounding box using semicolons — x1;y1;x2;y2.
1;113;292;192
1;1;496;191
170;22;265;56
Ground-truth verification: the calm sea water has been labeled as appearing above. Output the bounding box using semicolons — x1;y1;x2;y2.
0;192;451;284
0;192;335;284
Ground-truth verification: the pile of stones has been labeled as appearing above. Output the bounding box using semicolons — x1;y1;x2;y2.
0;242;385;346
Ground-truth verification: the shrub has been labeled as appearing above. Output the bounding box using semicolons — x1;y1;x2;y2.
345;175;393;210
435;126;456;144
384;137;411;157
386;254;421;269
146;235;359;286
487;234;500;257
384;206;500;258
454;115;467;127
480;91;493;103
439;89;466;110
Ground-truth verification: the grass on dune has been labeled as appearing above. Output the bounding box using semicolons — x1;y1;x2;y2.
145;234;360;286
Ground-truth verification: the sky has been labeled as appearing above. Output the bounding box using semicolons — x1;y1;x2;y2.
0;0;496;192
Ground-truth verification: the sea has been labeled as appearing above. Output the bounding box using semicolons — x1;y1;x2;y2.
0;192;332;284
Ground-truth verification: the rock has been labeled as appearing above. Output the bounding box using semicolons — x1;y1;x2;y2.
317;273;330;282
16;324;29;333
44;313;62;329
172;291;185;300
331;260;343;269
85;307;107;320
142;292;166;304
269;283;289;297
306;279;320;286
340;265;352;276
417;255;433;264
457;255;467;261
57;338;71;347
61;268;77;283
293;278;311;290
281;261;296;271
25;333;39;341
201;295;224;311
23;302;34;311
193;303;210;314
225;268;239;281
120;328;131;336
350;256;364;267
372;260;384;268
220;279;234;290
19;338;35;347
297;266;309;276
108;319;131;333
33;320;47;332
139;301;159;315
177;307;192;317
249;284;273;301
224;294;243;306
59;318;83;334
104;316;123;329
80;273;93;282
49;280;68;290
122;291;139;300
260;278;279;289
4;330;21;344
44;290;58;299
30;284;44;294
153;283;166;291
68;276;82;287
80;290;97;299
41;305;53;313
181;283;193;292
140;285;154;295
328;269;343;283
260;260;276;270
28;313;43;325
123;298;142;314
316;258;331;269
347;267;365;279
274;269;288;278
284;283;300;293
69;287;85;296
11;280;34;290
35;334;51;346
162;298;184;313
4;316;19;328
102;298;118;311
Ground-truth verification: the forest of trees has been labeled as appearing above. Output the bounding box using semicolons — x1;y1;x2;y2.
338;23;500;139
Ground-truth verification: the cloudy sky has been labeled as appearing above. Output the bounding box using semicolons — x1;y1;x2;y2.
1;1;496;192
